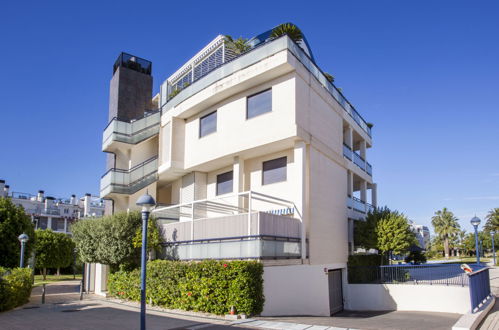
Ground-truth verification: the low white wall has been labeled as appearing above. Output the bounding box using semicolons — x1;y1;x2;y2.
262;263;345;316
345;284;470;314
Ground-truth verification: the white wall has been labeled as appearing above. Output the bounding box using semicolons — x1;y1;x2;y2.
263;263;345;316
344;284;470;314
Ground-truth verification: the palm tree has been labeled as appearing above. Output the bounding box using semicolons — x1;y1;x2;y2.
224;36;251;55
484;208;499;232
431;208;461;258
270;23;303;43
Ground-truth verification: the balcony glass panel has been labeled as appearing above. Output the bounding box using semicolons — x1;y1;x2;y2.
103;111;160;149
353;152;366;170
343;144;352;160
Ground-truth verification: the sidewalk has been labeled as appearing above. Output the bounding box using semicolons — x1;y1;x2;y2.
478;266;499;329
0;280;242;330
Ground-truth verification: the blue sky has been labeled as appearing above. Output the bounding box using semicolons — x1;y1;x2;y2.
1;1;498;234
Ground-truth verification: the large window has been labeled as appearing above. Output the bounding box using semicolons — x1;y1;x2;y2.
199;111;217;138
216;171;233;195
247;89;272;119
262;157;287;185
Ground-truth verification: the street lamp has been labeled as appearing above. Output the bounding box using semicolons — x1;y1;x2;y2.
491;231;496;266
18;233;29;268
470;216;481;265
136;193;156;330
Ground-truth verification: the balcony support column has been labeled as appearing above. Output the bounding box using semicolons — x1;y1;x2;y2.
64;219;68;233
371;183;378;208
233;156;245;213
345;125;353;148
47;217;52;230
294;140;308;260
347;171;353;197
360;140;367;171
360;181;367;205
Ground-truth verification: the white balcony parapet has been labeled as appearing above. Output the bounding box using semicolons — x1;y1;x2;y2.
160;35;371;137
102;110;160;150
100;156;158;197
153;191;306;260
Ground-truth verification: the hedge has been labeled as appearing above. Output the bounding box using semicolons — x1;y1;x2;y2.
108;260;264;315
0;267;33;312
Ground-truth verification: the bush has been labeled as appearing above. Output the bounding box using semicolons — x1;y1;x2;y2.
0;267;33;312
405;251;427;264
108;260;264;316
347;255;388;283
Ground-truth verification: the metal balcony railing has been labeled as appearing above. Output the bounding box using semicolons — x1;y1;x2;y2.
348;196;374;214
100;156;158;197
342;144;372;177
43;208;61;216
102;110;160;150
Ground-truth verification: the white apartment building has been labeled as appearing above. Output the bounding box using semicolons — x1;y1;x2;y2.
99;25;377;316
0;180;104;234
409;220;431;250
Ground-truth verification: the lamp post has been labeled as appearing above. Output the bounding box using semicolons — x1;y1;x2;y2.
18;233;29;268
470;216;481;265
491;231;496;266
136;193;156;330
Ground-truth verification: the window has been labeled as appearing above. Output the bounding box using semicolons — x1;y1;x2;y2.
247;89;272;119
262;157;287;185
216;171;233;195
199;111;217;137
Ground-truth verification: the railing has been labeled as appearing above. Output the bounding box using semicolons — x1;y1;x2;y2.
102;110;160;149
113;52;151;75
43;208;60;216
100;156;158;196
469;267;491;312
161;35;371;137
342;144;372;177
348;196;374;214
348;263;486;286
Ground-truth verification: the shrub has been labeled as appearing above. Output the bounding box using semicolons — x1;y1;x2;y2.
0;267;33;312
405;251;427;264
108;260;264;316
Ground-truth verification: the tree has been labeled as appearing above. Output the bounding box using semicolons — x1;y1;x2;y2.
270;23;303;43
72;211;162;271
484;208;499;233
224;35;251;55
376;213;416;264
35;229;74;279
354;206;393;251
132;217;162;260
431;208;460;258
0;198;35;268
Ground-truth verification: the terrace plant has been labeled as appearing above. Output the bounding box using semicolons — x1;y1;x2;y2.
224;35;251;55
270;23;303;43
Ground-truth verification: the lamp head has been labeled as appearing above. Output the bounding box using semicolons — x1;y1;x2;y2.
18;233;29;243
136;193;156;212
470;216;481;227
491;230;496;236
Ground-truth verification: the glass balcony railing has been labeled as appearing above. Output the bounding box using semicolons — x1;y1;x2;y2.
348;196;374;214
102;110;160;150
342;144;372;177
100;156;158;197
161;35;371;137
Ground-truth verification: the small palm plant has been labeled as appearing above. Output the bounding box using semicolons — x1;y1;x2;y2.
224;35;251;55
270;23;303;43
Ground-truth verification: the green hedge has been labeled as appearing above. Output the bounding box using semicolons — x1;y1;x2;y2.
108;260;264;315
0;267;33;312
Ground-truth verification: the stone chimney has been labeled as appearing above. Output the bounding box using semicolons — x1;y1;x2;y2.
70;194;77;205
4;185;9;197
37;190;45;202
45;196;55;209
0;180;5;198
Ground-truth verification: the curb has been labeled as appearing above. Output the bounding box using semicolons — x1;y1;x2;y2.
452;295;495;330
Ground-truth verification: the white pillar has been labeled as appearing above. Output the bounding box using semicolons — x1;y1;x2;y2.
294;141;307;260
347;126;353;148
233;156;245;212
64;218;67;233
84;194;91;217
360;181;367;203
347;171;353;197
360;140;367;161
371;183;378;207
47;217;52;230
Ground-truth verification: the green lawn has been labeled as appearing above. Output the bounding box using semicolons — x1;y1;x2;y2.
34;274;82;287
427;256;491;263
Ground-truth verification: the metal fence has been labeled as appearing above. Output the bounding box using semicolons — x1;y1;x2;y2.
469;267;491;312
348;263;487;287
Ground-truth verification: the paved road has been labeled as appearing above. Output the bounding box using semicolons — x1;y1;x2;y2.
0;281;242;330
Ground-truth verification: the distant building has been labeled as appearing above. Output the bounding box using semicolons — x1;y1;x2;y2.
409;220;431;250
0;180;104;234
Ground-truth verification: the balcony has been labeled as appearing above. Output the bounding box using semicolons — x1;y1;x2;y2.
102;110;160;151
100;156;158;197
160;35;371;137
153;191;304;260
347;196;374;220
343;144;372;176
